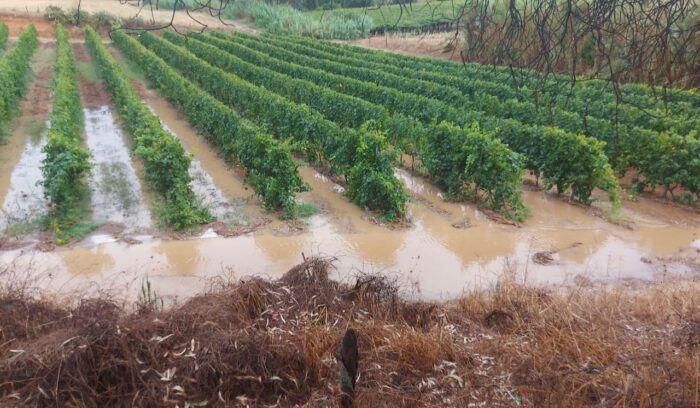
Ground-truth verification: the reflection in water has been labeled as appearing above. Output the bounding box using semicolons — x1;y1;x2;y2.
3;164;697;303
145;98;259;226
0;123;48;231
84;107;151;230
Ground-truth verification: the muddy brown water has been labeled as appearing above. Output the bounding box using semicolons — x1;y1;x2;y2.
3;160;698;302
1;34;699;303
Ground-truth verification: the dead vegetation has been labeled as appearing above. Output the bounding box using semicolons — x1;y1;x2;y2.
1;257;699;407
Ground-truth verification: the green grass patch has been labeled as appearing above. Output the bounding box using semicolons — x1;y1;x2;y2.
306;0;460;32
295;202;319;218
76;60;99;82
25;118;46;144
3;217;43;238
43;191;100;245
109;44;147;83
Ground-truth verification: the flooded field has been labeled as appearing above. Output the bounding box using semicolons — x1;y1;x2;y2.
1;32;698;305
3;159;698;302
0;124;48;231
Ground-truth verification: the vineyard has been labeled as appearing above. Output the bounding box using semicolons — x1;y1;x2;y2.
0;10;700;407
0;18;697;238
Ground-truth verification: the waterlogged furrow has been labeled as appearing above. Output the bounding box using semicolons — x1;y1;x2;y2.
155;116;239;222
84;27;211;230
102;28;304;215
84;107;151;230
0;125;48;231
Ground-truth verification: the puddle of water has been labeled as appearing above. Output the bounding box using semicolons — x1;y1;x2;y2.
84;106;152;231
0;124;48;231
0;43;54;233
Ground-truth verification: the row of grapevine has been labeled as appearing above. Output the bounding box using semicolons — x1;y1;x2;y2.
85;26;211;230
199;32;619;208
140;32;407;220
254;33;698;136
274;33;700;110
110;30;305;215
267;34;700;202
167;32;527;219
211;32;458;125
41;24;91;225
231;32;693;171
0;24;38;132
0;21;8;50
229;34;626;155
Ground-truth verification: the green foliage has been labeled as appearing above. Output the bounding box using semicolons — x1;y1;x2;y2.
0;21;8;51
344;122;407;221
281;31;699;112
422;122;527;220
109;29;304;214
274;32;699;140
212;31;620;208
0;24;38;136
630;129;700;201
44;6;116;28
261;33;698;186
85;26;211;230
41;24;92;238
149;31;407;219
306;1;458;33
230;0;374;39
294;203;319;218
185;32;523;218
267;33;698;204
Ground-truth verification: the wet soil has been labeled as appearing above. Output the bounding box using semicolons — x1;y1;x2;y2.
0;42;55;232
0;24;698;303
72;42;154;234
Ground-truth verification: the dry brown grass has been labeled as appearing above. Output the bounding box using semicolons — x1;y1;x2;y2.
1;258;699;407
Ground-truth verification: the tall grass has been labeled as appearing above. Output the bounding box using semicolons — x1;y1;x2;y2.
150;0;374;38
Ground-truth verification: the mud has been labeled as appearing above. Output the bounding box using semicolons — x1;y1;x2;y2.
0;43;55;233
